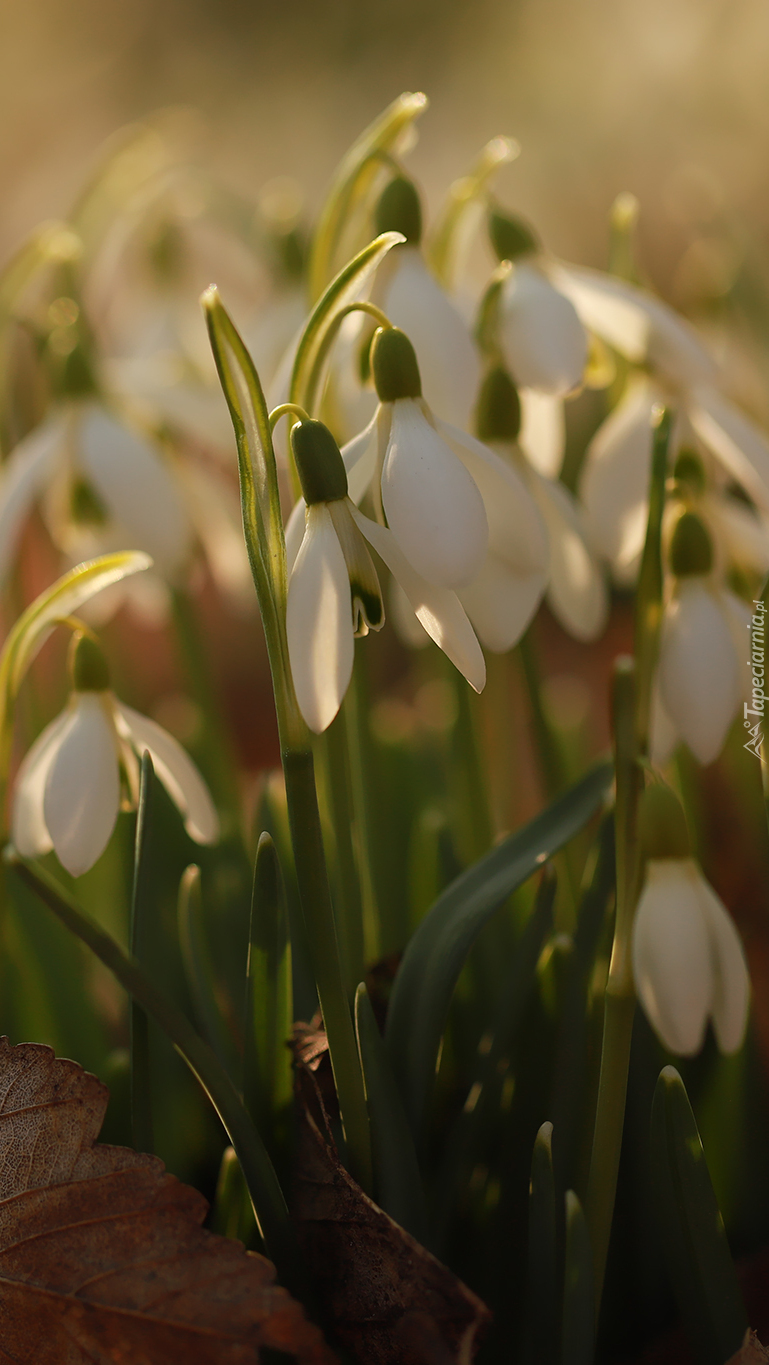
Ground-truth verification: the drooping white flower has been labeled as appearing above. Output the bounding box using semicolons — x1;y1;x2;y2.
11;634;218;877
652;511;751;767
285;417;485;733
631;782;749;1056
487;211;588;397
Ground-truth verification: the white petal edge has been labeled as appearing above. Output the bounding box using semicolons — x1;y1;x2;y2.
0;415;66;582
353;507;485;692
519;390;566;478
632;860;713;1055
694;869;750;1054
658;580;741;765
286;504;354;732
529;472;608;641
689;387;769;515
115;701;220;844
11;707;73;857
43;693;121;876
500;263;588;396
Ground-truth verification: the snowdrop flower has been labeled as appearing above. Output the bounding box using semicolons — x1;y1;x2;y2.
474;366;607;642
285;417;485;733
488;210;588;397
369;176;482;430
653;510;752;766
632;783;749;1056
12;633;218;876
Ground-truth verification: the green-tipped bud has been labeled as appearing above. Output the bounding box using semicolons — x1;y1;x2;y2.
639;783;691;860
70;633;110;692
290;419;348;505
370;327;422;403
673;448;706;494
488;208;539;263
374;176;422;245
475;365;521;442
669;510;713;577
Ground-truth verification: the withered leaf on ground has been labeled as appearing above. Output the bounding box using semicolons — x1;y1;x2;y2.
0;1037;336;1364
291;1030;491;1365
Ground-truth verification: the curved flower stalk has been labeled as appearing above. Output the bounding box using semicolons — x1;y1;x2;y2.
651;510;752;766
487;209;589;397
632;783;750;1056
283;415;485;732
475;365;607;642
341;326;553;653
11;632;218;876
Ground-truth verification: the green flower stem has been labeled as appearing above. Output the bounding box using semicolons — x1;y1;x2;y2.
343;654;382;966
129;754;155;1156
5;850;305;1298
204;289;372;1195
318;713;365;998
634;406;673;754
448;660;493;866
585;659;641;1310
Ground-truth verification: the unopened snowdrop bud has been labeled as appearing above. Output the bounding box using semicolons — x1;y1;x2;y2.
475;365;521;443
375;176;423;245
370;326;422;403
632;783;750;1056
290;418;349;505
669;510;713;577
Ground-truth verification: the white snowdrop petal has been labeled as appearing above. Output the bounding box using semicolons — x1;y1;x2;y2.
579;379;658;579
284;498;307;575
499;264;588;397
649;686;680;768
80;406;192;572
529;472;608;641
437;422;549;574
708;495;769;577
553;264;718;389
458;556;545;654
689;387;769;515
43;694;120;877
382;247;482;429
694;870;750;1054
720;590;756;708
519;390;566;478
287;504;354;732
0;416;65;582
354;509;485;692
382;399;488;588
177;462;252;610
11;708;73;858
632;860;714;1055
341;411;380;506
659;580;742;765
116;702;219;844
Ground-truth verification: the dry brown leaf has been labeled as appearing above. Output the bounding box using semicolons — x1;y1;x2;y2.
291;1040;491;1365
727;1333;769;1365
0;1037;336;1364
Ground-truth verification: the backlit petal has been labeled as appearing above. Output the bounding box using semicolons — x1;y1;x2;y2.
694;869;750;1054
11;707;72;858
80;406;192;572
689;386;769;514
632;859;713;1055
580;379;659;582
499;263;588;396
381;399;487;588
519;390;565;478
115;702;219;844
354;508;485;692
659;580;741;765
458;553;544;653
0;415;65;582
43;693;120;876
287;504;354;732
341;409;381;506
529;472;608;641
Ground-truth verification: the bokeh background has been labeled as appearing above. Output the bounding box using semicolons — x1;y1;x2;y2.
3;0;769;303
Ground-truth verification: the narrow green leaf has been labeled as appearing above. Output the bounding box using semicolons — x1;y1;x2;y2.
562;1190;595;1365
385;761;613;1139
178;864;237;1072
244;833;293;1140
634;405;672;753
129;753;156;1154
210;1145;257;1246
290;231;404;419
308;91;427;300
354;983;429;1244
6;851;304;1297
521;1122;558;1365
650;1066;748;1365
428;136;516;287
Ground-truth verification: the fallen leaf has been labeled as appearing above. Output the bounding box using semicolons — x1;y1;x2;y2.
0;1037;335;1364
727;1333;769;1365
291;1033;491;1365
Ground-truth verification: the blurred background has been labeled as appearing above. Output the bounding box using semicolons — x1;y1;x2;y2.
3;0;769;301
